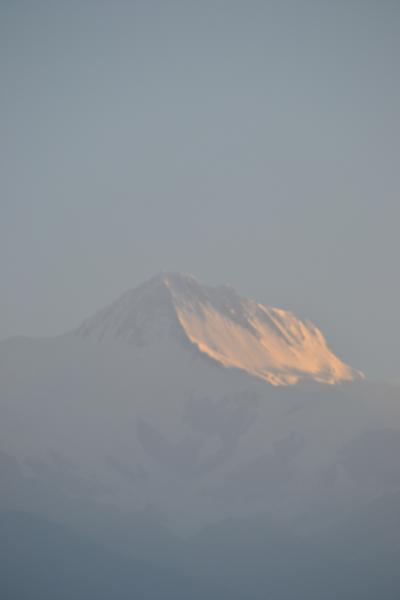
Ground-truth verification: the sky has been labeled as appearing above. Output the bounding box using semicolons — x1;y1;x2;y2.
1;0;399;380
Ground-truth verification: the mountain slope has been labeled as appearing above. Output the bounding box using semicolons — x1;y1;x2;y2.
77;272;361;385
2;272;396;532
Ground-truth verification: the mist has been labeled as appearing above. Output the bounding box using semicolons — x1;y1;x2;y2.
1;1;400;599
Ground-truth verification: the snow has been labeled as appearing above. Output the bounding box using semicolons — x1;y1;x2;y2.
0;272;399;531
77;272;362;386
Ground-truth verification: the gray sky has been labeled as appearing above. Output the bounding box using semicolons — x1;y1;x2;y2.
1;0;399;379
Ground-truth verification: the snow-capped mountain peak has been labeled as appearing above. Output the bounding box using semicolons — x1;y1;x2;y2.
77;272;362;386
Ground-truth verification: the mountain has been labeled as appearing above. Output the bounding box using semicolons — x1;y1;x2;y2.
77;272;362;385
0;272;399;535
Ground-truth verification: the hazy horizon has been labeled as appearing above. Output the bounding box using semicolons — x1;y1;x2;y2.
2;5;400;597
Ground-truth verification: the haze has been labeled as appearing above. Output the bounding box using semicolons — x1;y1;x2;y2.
1;0;400;380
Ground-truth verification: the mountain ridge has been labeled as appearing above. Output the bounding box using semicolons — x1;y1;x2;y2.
76;272;362;386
